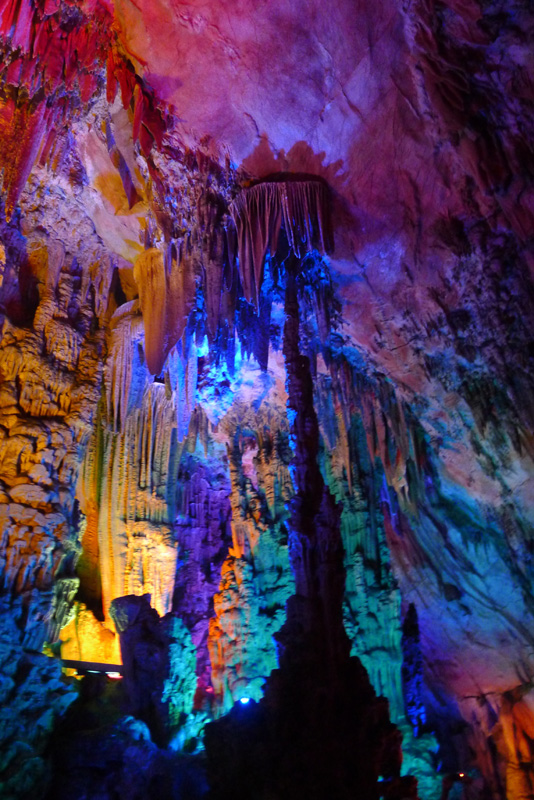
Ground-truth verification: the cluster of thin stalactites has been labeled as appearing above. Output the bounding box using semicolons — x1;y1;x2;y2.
229;178;333;307
107;178;332;433
87;178;333;615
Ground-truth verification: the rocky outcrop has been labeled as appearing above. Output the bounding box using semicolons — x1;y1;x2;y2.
0;597;77;800
47;685;208;800
0;176;114;794
0;182;112;649
109;593;205;753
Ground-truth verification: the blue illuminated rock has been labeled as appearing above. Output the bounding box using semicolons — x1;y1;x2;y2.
0;598;77;800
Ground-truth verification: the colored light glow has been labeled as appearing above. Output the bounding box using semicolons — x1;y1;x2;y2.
458;773;465;779
239;697;250;704
107;672;123;679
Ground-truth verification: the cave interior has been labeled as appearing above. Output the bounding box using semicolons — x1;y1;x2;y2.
0;0;533;798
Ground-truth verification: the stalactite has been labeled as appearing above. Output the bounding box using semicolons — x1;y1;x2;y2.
229;178;333;306
324;352;425;512
79;382;180;622
318;402;404;708
105;301;148;432
133;246;196;376
314;359;442;796
197;189;227;344
317;339;534;796
0;97;47;218
133;248;167;376
165;243;197;364
166;340;199;442
0;0;114;213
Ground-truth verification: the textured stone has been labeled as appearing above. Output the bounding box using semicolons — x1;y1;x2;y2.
0;598;77;800
60;603;121;665
109;594;201;748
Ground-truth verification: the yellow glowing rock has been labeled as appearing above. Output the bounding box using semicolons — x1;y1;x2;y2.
60;604;122;665
79;382;179;621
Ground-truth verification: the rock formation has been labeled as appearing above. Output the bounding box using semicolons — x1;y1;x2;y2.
0;0;533;797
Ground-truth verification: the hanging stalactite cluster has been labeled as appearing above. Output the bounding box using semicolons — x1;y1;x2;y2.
229;177;333;306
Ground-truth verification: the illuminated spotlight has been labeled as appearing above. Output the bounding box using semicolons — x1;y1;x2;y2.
107;672;123;680
239;697;251;705
458;773;465;779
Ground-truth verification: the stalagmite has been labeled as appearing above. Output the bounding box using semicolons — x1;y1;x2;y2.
207;419;294;710
165;243;197;361
205;254;404;800
166;343;196;442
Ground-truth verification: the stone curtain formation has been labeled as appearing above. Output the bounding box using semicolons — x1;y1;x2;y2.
229;178;333;306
